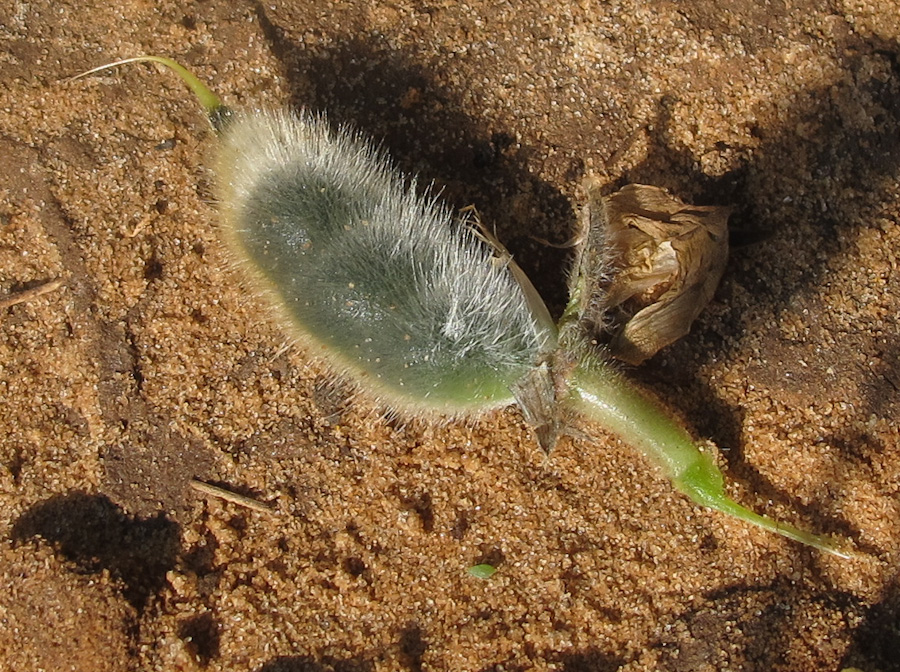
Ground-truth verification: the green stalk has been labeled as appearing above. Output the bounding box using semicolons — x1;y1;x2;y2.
564;355;854;558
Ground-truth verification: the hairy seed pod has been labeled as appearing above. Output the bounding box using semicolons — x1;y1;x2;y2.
215;109;554;416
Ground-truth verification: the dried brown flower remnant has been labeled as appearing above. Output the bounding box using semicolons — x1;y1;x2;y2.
584;183;730;365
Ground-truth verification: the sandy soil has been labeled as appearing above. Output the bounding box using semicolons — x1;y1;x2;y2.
1;1;899;670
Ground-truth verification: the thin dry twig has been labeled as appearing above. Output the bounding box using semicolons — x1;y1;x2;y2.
0;279;64;310
189;478;275;514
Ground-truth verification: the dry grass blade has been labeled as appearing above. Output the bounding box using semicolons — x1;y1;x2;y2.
0;279;64;311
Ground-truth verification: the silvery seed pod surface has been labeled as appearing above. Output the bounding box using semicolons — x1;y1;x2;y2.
214;109;556;417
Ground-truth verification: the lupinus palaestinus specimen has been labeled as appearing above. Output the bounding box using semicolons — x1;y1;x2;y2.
71;56;853;558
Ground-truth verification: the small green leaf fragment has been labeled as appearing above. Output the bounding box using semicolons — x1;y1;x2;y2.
467;563;497;579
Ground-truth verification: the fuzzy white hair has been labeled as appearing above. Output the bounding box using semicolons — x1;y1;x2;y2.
215;109;554;418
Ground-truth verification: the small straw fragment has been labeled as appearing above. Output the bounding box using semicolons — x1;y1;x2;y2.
0;279;64;310
189;478;275;514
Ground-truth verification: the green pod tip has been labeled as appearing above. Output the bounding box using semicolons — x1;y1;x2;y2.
67;55;231;130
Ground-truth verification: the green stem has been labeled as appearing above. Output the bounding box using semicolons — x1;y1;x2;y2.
565;355;854;558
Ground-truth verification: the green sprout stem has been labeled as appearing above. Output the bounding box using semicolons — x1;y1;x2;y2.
565;356;854;558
